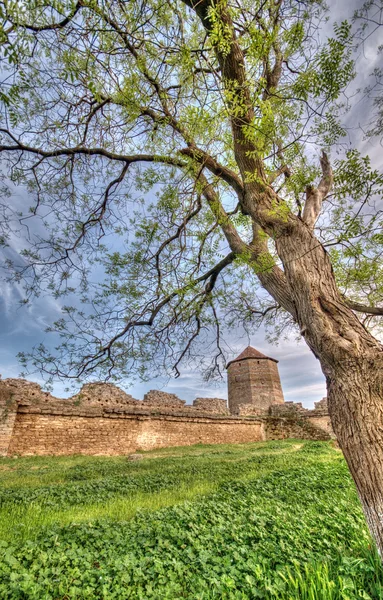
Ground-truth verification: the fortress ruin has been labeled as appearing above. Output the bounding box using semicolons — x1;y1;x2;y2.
0;346;333;456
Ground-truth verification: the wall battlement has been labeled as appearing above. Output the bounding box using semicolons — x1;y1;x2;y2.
269;397;329;417
0;379;230;415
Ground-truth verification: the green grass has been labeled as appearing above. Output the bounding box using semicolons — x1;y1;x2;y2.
0;439;382;599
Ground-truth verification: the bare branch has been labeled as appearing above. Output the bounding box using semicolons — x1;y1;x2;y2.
344;299;383;316
0;131;186;168
76;251;236;377
302;151;333;229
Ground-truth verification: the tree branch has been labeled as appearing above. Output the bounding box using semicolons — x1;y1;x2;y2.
249;223;297;318
179;147;244;197
344;299;383;316
197;172;247;254
302;151;333;229
181;0;266;184
0;130;186;167
268;163;291;185
76;251;236;377
5;1;83;32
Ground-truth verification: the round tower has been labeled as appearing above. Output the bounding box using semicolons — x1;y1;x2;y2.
227;346;284;414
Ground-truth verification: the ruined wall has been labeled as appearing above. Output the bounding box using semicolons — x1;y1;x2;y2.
306;415;333;437
228;358;284;414
0;379;248;456
0;378;60;455
8;405;266;456
0;378;60;403
268;398;334;435
236;404;266;417
193;398;229;415
0;379;333;457
143;390;186;409
73;383;140;407
269;401;307;416
0;380;229;414
263;397;333;440
264;417;332;441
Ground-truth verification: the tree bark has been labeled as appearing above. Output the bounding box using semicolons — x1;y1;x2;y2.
270;219;383;555
327;358;383;555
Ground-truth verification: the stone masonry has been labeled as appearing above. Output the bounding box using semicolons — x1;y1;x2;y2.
73;383;140;407
227;346;284;414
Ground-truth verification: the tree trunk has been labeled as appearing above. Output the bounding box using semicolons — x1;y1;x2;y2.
268;222;383;556
327;359;383;556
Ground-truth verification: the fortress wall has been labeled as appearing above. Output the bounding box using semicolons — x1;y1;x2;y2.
0;394;18;457
7;405;266;456
264;416;332;441
193;397;229;415
0;379;333;457
306;415;334;437
265;397;333;440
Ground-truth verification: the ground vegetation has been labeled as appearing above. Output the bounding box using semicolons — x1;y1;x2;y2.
0;440;382;599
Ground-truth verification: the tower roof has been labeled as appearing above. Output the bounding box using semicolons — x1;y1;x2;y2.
226;346;278;368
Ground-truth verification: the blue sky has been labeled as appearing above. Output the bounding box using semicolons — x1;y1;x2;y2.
0;0;381;407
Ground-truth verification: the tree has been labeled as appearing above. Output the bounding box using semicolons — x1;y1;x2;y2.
1;0;383;553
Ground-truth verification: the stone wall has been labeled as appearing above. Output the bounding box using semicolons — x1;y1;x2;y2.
264;416;332;441
237;404;265;417
259;397;333;440
0;386;18;456
312;397;329;415
307;415;334;437
73;383;140;407
269;398;330;420
143;390;186;409
269;401;307;416
0;379;333;456
0;379;228;416
0;378;60;403
6;404;330;456
8;405;266;456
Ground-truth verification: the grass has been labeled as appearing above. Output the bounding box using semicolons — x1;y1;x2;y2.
0;440;309;543
0;439;382;599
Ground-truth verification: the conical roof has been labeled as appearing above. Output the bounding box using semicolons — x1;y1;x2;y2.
226;346;278;368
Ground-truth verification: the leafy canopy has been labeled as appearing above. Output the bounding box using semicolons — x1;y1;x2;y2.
0;0;382;384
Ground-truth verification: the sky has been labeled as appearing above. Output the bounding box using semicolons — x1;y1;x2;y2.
0;0;382;408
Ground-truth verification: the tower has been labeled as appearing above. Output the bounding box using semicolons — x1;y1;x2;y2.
227;346;284;414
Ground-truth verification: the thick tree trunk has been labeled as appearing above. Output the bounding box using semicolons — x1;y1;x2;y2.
327;360;383;555
270;222;383;556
